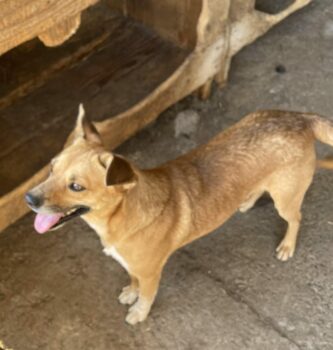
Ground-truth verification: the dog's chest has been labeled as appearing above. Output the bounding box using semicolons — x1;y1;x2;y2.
103;246;129;272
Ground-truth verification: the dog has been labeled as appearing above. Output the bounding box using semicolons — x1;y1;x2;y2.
25;105;333;324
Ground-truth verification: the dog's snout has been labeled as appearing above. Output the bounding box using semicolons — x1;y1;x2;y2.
25;191;43;208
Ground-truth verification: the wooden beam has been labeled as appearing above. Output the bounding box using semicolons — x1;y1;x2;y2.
0;15;188;231
0;0;99;55
0;0;312;231
0;3;113;110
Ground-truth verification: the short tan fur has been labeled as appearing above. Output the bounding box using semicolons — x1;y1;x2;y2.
27;107;333;324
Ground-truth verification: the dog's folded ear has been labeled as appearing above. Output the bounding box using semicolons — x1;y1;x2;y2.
74;103;102;144
98;153;137;190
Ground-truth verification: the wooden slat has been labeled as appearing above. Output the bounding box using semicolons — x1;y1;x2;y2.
0;0;99;55
107;0;202;49
0;3;113;110
0;0;312;232
0;15;188;198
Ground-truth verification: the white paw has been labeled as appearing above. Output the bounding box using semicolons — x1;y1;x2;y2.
276;240;295;262
125;300;150;325
118;286;138;305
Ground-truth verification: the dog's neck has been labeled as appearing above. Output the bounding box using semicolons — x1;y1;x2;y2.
123;169;170;229
83;168;171;245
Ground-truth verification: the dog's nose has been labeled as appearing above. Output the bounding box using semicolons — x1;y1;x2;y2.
25;192;43;208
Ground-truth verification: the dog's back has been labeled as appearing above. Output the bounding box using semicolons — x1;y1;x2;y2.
158;110;331;248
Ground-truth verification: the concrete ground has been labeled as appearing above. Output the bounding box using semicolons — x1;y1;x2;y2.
1;1;333;349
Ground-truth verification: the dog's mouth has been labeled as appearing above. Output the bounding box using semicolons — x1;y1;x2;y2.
34;206;90;234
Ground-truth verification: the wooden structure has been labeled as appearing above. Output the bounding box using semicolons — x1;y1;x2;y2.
0;0;311;231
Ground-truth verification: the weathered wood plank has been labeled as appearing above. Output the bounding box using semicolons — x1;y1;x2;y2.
0;15;188;197
0;0;312;232
0;3;113;110
107;0;202;49
0;0;99;55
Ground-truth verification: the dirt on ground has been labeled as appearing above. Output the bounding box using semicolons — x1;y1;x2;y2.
1;1;333;349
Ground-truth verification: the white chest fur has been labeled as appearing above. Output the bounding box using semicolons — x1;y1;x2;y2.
103;246;129;272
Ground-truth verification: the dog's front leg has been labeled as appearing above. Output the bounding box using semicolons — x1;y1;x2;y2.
125;272;161;325
118;274;139;305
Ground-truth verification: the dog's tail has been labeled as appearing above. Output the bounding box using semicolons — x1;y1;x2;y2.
308;114;333;169
310;114;333;146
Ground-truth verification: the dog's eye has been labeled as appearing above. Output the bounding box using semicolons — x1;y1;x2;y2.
69;183;85;192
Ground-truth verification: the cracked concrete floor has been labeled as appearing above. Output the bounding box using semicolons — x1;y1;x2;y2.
1;1;333;349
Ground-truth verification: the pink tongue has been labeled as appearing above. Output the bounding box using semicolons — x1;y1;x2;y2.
34;213;64;234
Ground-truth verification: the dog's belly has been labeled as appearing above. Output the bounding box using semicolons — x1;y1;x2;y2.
103;246;129;272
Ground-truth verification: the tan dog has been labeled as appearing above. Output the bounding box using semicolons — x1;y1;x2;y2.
25;105;333;324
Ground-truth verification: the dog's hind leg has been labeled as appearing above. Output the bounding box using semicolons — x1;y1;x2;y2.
274;200;302;262
268;160;315;261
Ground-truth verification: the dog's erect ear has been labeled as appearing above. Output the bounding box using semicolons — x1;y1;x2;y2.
98;153;137;190
74;103;102;144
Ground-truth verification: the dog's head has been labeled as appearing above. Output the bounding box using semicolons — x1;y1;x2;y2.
25;104;137;234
